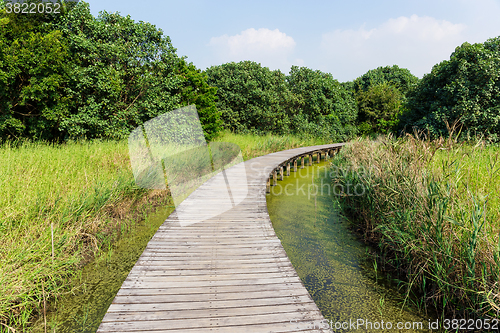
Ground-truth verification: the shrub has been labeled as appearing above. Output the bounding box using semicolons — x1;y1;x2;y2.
355;82;404;134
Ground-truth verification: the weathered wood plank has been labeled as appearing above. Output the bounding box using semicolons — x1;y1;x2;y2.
98;311;326;331
115;281;311;297
112;289;311;304
97;326;331;333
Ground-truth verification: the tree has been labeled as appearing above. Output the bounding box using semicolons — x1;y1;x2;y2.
54;3;184;140
205;61;296;135
0;1;220;141
353;65;419;96
400;37;500;140
287;66;357;140
176;59;221;141
345;65;418;135
0;1;74;139
356;82;403;134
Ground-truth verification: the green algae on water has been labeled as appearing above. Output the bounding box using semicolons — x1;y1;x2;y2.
266;161;432;332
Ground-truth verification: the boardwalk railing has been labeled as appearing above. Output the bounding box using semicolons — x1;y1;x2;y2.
98;143;345;333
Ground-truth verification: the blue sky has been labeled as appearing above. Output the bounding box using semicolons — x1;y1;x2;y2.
86;0;500;82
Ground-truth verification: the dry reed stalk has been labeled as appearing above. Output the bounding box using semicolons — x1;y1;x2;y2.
42;280;46;333
0;322;16;332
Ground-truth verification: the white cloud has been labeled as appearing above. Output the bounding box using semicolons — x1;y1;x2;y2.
320;15;467;81
209;28;298;72
382;15;465;41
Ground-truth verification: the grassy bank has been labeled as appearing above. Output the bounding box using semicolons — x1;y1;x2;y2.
330;135;500;321
0;132;332;331
0;139;171;331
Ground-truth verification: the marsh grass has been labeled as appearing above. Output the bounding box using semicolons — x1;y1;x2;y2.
0;139;170;331
331;133;500;322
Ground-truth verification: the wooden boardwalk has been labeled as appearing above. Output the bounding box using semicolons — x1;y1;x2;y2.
97;143;344;333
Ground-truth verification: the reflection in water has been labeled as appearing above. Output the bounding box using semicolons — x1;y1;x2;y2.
267;161;431;332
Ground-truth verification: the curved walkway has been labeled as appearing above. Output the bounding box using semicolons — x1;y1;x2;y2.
97;143;345;333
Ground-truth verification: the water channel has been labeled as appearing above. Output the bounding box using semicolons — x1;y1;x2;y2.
266;159;432;332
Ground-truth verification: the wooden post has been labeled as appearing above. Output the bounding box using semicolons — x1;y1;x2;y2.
317;152;320;163
266;178;270;193
325;151;330;160
273;170;277;186
308;154;312;166
287;162;290;176
279;166;284;181
301;156;305;169
293;159;297;172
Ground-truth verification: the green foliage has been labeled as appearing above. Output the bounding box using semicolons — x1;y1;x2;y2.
0;1;220;141
205;62;357;141
56;4;183;140
205;61;296;135
356;82;403;134
176;60;221;141
0;4;72;140
346;65;418;135
353;65;419;96
400;37;500;140
287;66;357;140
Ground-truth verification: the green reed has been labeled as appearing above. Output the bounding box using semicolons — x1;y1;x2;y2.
330;135;500;322
0;139;168;331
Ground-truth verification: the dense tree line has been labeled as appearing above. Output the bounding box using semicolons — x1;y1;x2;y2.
204;62;420;140
1;0;498;142
399;37;500;141
345;38;500;141
0;1;220;141
205;62;357;141
350;65;419;135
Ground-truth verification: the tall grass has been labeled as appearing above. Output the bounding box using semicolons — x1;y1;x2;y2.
330;134;500;321
0;139;169;331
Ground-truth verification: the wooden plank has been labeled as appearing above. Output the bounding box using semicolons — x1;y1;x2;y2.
120;276;303;289
98;311;326;331
129;265;295;278
112;289;311;304
106;295;317;312
97;144;344;332
102;304;317;322
115;282;311;297
130;262;296;271
97;325;332;333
